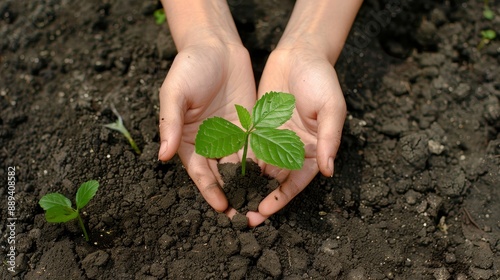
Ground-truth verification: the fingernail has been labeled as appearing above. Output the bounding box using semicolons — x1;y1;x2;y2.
158;140;168;160
328;157;334;177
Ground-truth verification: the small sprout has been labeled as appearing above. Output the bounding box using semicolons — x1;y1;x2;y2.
39;180;99;242
482;29;497;40
104;105;141;154
153;9;166;25
195;91;305;176
483;0;495;20
478;29;497;49
484;7;494;20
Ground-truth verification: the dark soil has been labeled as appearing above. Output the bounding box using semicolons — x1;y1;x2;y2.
218;160;280;229
1;0;500;279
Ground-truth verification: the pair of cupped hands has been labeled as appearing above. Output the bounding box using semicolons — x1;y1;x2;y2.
157;39;346;227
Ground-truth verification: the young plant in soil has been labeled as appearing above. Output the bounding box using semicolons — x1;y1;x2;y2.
195;91;305;176
104;104;141;154
39;180;99;242
478;29;497;49
483;0;495;20
153;9;166;25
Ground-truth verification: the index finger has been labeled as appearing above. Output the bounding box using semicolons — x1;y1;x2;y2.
247;158;318;227
177;143;229;213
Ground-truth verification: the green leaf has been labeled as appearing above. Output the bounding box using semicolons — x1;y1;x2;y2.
484;7;495;20
104;107;141;154
235;104;252;130
76;180;99;210
44;206;78;223
250;128;304;170
154;9;166;25
104;116;129;140
39;193;72;210
481;29;497;40
195;117;246;158
252;92;296;129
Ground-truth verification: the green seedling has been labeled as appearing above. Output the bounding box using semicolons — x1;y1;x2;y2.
154;9;166;25
104;105;141;154
39;180;99;242
484;0;495;20
478;29;497;49
195;91;305;176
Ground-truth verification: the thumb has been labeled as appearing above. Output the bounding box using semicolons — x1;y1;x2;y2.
158;85;185;161
316;99;346;177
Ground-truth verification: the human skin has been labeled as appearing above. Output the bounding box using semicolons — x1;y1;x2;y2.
158;0;363;226
247;0;363;226
158;0;255;213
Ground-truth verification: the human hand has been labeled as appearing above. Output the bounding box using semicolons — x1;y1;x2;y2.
158;0;360;226
158;41;256;213
246;46;347;226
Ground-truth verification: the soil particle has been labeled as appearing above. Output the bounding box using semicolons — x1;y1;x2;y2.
360;181;390;206
471;241;493;269
222;233;240;256
15;233;33;254
25;240;84;280
218;160;272;214
469;267;494;280
426;193;443;217
444;252;457;264
287;247;309;274
14;254;28;276
217;212;232;228
435;166;466;197
378;117;409;136
451;82;472;101
149;262;167;278
404;189;421;205
414;19;438;47
320;238;340;255
412;170;433;192
417;52;446;67
313;253;342;278
158;233;175;250
238;232;261;258
484;96;500;124
399;132;430;170
254;225;279;248
231;212;249;230
278;224;304;246
433;267;451;280
257;249;282;277
346;267;366;280
171;209;201;236
82;250;110;279
228;256;250;280
382;75;409;96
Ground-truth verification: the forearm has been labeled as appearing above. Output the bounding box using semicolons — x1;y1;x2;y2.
277;0;363;64
161;0;242;49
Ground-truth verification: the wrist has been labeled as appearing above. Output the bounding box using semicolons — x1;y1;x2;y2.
276;34;334;63
161;0;242;50
276;0;363;64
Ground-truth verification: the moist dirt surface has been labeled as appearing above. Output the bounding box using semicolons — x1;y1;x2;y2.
1;0;500;279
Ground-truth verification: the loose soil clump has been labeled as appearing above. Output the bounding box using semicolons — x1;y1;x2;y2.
218;160;279;229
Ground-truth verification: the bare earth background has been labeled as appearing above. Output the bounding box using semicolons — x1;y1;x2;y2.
1;0;499;279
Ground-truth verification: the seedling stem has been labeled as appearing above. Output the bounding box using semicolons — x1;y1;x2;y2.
241;132;251;176
77;214;89;241
104;104;141;154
